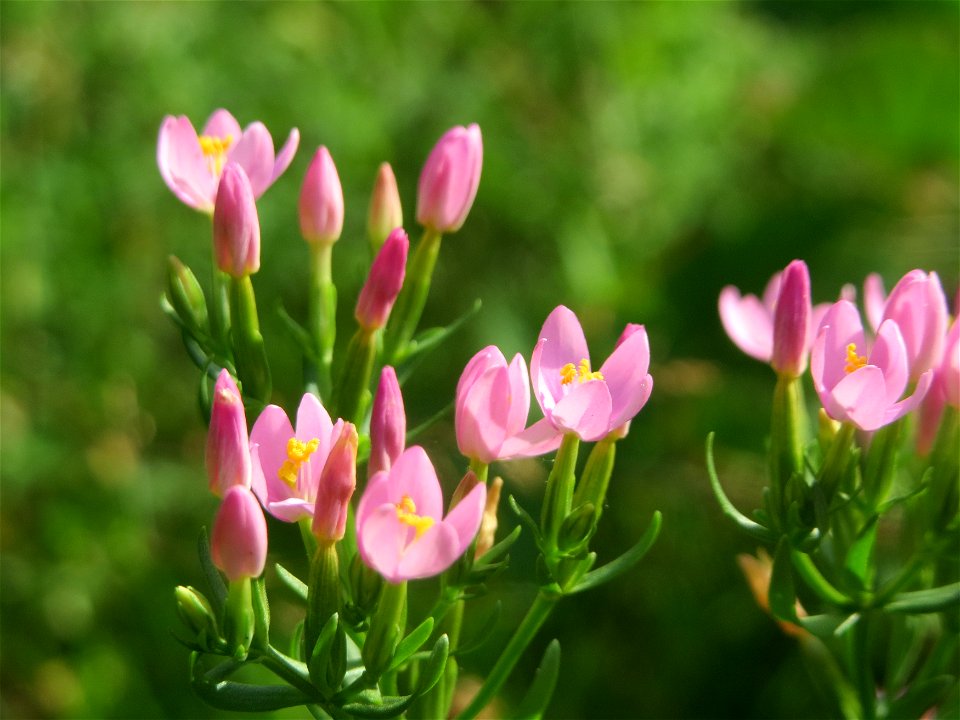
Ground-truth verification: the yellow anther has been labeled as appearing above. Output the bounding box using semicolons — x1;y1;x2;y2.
277;437;320;488
560;363;578;385
395;494;435;539
844;343;868;374
560;359;604;385
577;358;604;383
198;134;234;176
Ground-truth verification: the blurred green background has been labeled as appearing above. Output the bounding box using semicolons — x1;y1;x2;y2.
2;2;957;718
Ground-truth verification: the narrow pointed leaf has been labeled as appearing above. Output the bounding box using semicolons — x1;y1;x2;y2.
514;639;561;720
843;515;878;587
342;694;417;718
508;495;542;546
276;563;309;603
386;617;434;673
416;634;450;697
400;299;482;370
790;550;852;607
570;511;661;595
706;433;775;542
885;583;960;614
475;525;522;567
277;302;319;363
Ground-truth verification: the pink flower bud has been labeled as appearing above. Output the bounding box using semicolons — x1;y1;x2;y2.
213;163;261;277
943;319;959;409
211;485;268;581
416;124;482;233
882;270;949;380
299;146;344;244
355;228;408;331
771;260;811;378
369;367;406;478
206;370;251;496
367;162;403;250
312;423;358;542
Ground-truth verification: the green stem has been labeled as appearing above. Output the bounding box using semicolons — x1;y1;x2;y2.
309;242;336;401
261;644;317;697
847;613;876;720
210;253;232;355
382;228;442;364
469;458;490;485
305;542;340;660
862;419;902;509
818;422;857;506
572;436;616;524
541;434;580;554
332;327;377;425
455;590;559;720
229;275;271;402
770;375;805;529
362;580;407;680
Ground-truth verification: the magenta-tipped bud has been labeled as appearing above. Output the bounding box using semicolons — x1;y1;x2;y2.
416;124;482;233
312;423;358;542
299;146;344;245
368;162;403;251
211;485;268;580
943;319;960;409
213;163;261;277
369;366;406;478
882;270;949;380
355;228;409;331
206;370;252;496
771;260;811;378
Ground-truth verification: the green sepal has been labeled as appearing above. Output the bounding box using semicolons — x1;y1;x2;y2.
884;676;955;720
569;510;661;595
166;255;209;337
386;617;435;673
252;576;270;650
768;538;799;623
198;528;227;616
308;612;346;696
556;503;597;555
396;298;482;371
843;515;878;590
514;639;561;720
884;583;960;614
455;601;502;657
508;495;543;549
416;633;450;696
706;433;776;542
190;653;315;711
275;563;309;603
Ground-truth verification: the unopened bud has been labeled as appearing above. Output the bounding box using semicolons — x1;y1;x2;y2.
299;146;344;245
369;367;406;478
211;485;268;581
167;255;208;333
206;370;251;496
557;502;596;553
213;163;261;278
367;162;403;251
349;552;383;616
174;585;219;641
355;228;408;331
416;124;483;233
312;424;358;542
449;469;480;512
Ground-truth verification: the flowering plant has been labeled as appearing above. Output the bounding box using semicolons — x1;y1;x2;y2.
161;112;661;717
712;261;958;720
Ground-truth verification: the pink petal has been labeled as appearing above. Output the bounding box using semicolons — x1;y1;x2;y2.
600;324;652;428
203;109;242;140
718;287;773;362
817;301;867;392
396;522;461;581
266;497;316;523
532;306;590;408
443;482;486;551
883;271;948;377
250;404;297;505
830;365;889;431
883;370;933;427
551;381;613;441
357;503;406;582
457;346;504;400
229;122;275;198
864;273;886;332
271;128;300;184
942;320;960;408
810;302;832;349
771;260;811;377
456;365;512;463
761;271;782;311
157;115;215;211
870;320;909;407
505;353;531;436
356;470;392;528
499;417;564;459
388;446;443;522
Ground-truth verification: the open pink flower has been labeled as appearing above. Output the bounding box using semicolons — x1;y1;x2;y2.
811;301;932;431
513;305;652;444
456;346;536;463
158;109;299;213
356;446;485;583
880;270;949;380
250;393;344;522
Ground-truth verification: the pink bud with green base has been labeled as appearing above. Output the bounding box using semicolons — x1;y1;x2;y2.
213;163;261;278
416;124;483;233
299;146;344;245
312;423;358;543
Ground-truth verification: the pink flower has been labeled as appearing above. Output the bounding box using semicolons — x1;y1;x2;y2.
206;370;251;497
863;273;886;332
157;109;299;213
211;485;268;581
942;319;960;409
416;124;483;233
213;164;260;278
719;260;823;376
355;228;409;331
811;301;932;431
368;162;403;249
356;446;485;583
518;305;653;444
455;346;534;463
250;393;345;522
312;423;358;543
880;270;949;380
369;367;406;478
299;146;345;245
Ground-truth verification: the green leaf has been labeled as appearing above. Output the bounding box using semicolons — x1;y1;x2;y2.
705;433;775;542
884;676;955;720
768;538;798;623
386;617;434;673
514;639;561;720
276;563;309;603
342;694;417;718
190;654;315;711
508;495;542;547
796;613;849;639
885;583;960;614
416;634;451;697
475;525;522;567
790;550;852;608
400;299;482;370
569;511;661;595
198;529;227;616
843;515;878;588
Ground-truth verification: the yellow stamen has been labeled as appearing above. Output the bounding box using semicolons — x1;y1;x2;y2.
577;358;604;383
395;494;435;539
560;362;578;385
844;343;868;374
198;134;234;176
277;437;320;488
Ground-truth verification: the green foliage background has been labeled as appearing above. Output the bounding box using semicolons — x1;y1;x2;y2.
1;2;956;718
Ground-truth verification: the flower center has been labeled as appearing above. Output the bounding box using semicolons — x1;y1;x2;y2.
198;134;234;177
560;358;605;386
278;437;320;488
395;494;435;539
844;343;868;374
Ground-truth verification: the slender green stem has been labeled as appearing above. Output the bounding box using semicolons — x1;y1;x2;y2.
847;613;876;720
818;422;857;505
469;458;490;485
229;275;271;402
332;327;377;424
770;375;805;529
862;419;902;509
382;228;442;364
455;590;559;720
541;434;580;553
362;580;407;679
261;644;316;696
309;242;336;401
